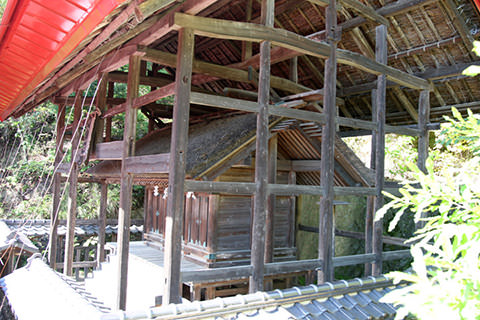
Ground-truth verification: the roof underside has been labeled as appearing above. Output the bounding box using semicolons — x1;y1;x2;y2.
0;0;479;127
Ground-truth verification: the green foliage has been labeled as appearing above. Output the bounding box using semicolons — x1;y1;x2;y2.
376;109;480;319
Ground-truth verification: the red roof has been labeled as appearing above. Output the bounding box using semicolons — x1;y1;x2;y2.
0;0;124;121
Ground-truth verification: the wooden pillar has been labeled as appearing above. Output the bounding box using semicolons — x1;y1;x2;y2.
318;0;338;283
416;90;430;229
105;82;114;142
116;55;141;310
49;103;65;269
64;91;83;276
163;27;195;304
372;24;387;276
288;171;296;248
264;135;277;291
289;57;298;83
97;181;108;268
249;0;274;294
417;90;430;173
242;0;253;61
265;135;277;264
95;73;108;144
364;88;377;276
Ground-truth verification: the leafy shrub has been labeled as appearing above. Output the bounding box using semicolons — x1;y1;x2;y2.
377;108;480;319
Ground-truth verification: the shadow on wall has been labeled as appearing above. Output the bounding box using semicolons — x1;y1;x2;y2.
295;195;366;279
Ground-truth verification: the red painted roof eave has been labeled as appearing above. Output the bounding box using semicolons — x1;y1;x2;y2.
0;0;125;121
0;0;19;44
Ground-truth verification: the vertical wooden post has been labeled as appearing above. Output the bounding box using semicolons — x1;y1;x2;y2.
116;55;141;310
288;171;296;248
289;57;298;83
364;88;377;276
265;134;277;264
249;0;274;294
105;82;114;142
49;103;65;269
97;181;108;268
318;0;338;283
417;90;430;173
416;90;430;229
64;91;83;276
372;24;387;276
264;135;277;291
242;0;253;61
95;74;108;145
163;27;195;304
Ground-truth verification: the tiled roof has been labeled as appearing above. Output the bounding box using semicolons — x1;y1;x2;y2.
2;219;143;237
0;221;38;254
0;257;106;320
103;276;402;320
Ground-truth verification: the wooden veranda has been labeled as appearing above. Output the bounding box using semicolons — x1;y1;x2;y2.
1;0;480;312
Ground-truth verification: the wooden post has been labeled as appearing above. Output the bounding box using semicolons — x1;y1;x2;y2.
64;91;83;276
264;135;277;291
265;135;277;264
116;55;141;310
163;27;195;304
364;88;377;276
288;171;296;248
97;181;108;268
95;73;108;144
49;103;65;269
249;0;274;294
289;57;298;83
416;90;430;229
318;0;338;284
372;24;387;276
105;82;114;142
417;90;430;173
242;0;253;61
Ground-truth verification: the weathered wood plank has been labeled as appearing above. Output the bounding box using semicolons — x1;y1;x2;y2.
92;141;123;160
116;55;141;310
174;13;430;90
164;27;195;304
333;253;376;267
124;153;170;174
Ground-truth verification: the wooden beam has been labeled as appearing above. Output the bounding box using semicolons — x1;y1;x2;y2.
103;82;176;118
392;87;418;121
318;0;338;283
91;141;124;160
164;27;195;304
64;91;83;277
97;182;108;268
124;153;170;174
116;55;141;311
416;90;430;229
108;71;173;87
372;24;387;276
140;48;312;94
174;13;429;90
250;0;274;294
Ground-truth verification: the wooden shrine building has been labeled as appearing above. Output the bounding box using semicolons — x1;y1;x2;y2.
1;0;480;311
